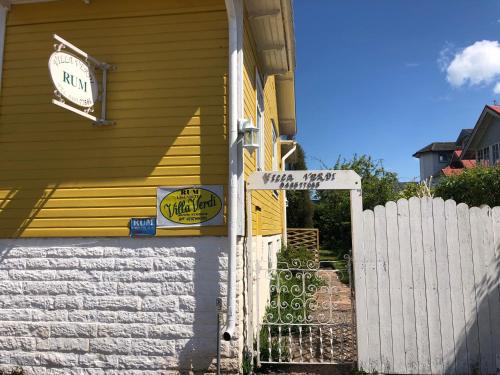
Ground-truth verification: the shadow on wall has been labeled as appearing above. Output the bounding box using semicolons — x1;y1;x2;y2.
446;242;500;375
0;9;228;238
178;240;226;373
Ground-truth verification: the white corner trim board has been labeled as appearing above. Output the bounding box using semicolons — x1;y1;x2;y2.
0;5;7;95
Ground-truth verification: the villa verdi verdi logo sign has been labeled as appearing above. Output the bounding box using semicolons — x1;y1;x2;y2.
157;186;224;227
48;51;98;108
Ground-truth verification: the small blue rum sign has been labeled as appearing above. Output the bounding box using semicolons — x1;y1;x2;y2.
129;218;156;237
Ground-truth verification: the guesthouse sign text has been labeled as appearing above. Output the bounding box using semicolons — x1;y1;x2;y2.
49;51;98;108
247;170;361;190
157;186;224;227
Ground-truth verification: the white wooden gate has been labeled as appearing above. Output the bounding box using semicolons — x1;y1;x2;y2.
354;197;500;375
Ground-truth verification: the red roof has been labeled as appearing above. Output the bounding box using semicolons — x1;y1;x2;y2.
441;158;476;176
487;105;500;114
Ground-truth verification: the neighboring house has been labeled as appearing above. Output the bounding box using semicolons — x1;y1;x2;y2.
0;0;296;373
413;142;456;181
413;128;475;182
461;105;500;165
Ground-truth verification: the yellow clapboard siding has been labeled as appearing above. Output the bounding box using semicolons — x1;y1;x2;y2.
0;124;226;140
0;197;157;209
7;0;225;26
0;146;226;163
4;50;228;71
7;18;227;45
0;227;227;238
0;106;225;124
0;155;228;171
0;175;227;190
0;135;226;152
242;17;283;236
4;39;227;62
0;164;228;181
0;0;228;238
0;77;226;96
7;7;226;33
1;97;226;115
6;29;228;52
0;185;224;200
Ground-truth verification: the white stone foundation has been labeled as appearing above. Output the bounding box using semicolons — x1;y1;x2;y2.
0;237;241;374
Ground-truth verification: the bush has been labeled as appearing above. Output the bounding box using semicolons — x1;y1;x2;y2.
434;165;500;207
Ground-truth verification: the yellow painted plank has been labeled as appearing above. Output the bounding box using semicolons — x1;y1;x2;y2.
1;98;226;116
0;155;228;171
0;77;226;97
4;39;227;62
0;175;227;189
4;50;227;71
7;8;226;34
0;125;226;142
0;185;227;200
0;145;226;162
0;226;227;238
7;0;225;26
0;164;227;181
0;197;156;209
0;106;225;124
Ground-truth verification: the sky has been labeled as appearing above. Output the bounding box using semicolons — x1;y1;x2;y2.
293;0;500;181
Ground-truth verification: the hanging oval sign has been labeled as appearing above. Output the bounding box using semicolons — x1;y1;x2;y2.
48;51;98;108
159;187;223;225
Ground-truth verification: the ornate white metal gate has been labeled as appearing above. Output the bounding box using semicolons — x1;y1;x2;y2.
256;258;356;365
245;170;363;367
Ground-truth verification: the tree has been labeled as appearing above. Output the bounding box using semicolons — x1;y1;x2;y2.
286;144;314;228
434;164;500;207
313;155;399;257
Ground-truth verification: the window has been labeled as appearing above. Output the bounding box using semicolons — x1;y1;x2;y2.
477;149;483;162
256;70;265;171
438;153;450;163
272;121;278;171
493;143;500;164
483;146;490;165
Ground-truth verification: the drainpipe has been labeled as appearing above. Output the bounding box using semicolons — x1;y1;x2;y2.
281;142;297;244
223;0;239;341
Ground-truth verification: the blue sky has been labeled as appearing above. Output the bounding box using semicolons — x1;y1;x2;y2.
294;0;500;181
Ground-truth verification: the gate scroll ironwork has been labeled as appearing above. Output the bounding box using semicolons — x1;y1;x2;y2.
257;257;356;365
245;170;363;367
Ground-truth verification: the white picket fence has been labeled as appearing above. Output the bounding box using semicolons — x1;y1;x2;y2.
354;197;500;375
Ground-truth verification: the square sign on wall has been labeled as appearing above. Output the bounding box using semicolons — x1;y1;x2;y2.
157;185;224;228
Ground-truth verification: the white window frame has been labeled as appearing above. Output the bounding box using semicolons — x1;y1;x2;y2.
492;143;500;164
271;120;278;171
256;69;265;171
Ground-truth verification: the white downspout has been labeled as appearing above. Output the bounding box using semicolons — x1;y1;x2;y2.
223;0;239;341
281;142;296;244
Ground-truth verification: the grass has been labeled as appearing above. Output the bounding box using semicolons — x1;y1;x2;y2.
319;248;350;285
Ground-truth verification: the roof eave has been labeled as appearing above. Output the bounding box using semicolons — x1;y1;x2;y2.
245;0;297;137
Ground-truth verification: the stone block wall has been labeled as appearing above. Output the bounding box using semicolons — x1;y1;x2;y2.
0;237;240;374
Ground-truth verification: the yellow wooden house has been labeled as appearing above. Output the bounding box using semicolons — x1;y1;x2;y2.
0;0;296;373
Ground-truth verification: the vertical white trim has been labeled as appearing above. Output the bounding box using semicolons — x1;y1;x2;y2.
256;68;265;171
0;5;7;95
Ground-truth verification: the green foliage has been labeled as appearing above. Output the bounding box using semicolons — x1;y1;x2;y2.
398;179;433;199
434;165;500;207
259;245;324;362
314;155;399;258
286;144;314;228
